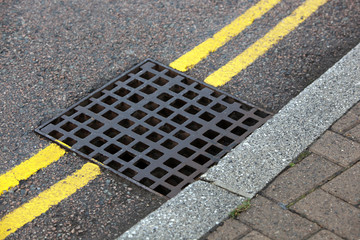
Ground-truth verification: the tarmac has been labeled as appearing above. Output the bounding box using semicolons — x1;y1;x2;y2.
118;44;360;239
1;1;359;239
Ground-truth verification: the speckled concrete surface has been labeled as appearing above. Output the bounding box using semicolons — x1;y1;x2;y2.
202;43;360;197
118;181;244;240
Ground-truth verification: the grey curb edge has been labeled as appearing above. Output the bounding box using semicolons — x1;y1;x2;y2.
118;43;360;239
118;180;244;240
202;43;360;197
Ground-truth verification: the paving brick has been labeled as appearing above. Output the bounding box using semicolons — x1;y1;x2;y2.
308;230;343;240
263;154;341;205
207;219;250;240
238;196;319;240
240;231;271;240
351;102;360;116
291;189;360;240
345;124;360;143
322;161;360;205
310;131;360;167
331;111;360;133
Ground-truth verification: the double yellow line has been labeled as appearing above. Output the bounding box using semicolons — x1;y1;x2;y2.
172;0;328;87
0;144;66;196
0;0;328;238
0;162;100;239
170;0;282;71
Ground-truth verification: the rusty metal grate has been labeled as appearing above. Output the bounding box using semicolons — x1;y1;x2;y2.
36;59;272;198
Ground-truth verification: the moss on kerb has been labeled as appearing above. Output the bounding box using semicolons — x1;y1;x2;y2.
229;198;251;218
289;150;311;167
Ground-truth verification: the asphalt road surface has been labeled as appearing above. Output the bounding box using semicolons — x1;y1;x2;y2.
1;0;359;239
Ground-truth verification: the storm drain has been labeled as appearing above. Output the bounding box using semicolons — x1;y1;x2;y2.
36;59;272;198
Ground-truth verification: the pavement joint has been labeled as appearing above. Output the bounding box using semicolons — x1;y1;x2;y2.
212;180;253;199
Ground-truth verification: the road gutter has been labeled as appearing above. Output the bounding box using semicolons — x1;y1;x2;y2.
118;43;360;239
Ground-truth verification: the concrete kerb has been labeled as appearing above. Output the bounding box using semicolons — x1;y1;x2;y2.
118;44;360;239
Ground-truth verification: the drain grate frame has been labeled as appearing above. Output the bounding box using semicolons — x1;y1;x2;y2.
36;59;272;198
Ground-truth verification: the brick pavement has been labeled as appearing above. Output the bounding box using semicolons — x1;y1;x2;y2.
204;102;360;240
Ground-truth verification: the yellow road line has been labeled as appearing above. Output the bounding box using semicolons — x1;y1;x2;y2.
170;0;281;72
0;143;66;196
0;163;100;239
205;0;328;87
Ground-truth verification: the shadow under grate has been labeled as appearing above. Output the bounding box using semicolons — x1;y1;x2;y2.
36;59;272;198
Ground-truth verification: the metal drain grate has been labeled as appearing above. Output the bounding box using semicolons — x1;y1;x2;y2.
36;59;272;198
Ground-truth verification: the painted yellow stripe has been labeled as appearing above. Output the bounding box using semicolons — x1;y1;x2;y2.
0;163;100;239
205;0;328;87
169;0;281;72
0;143;66;196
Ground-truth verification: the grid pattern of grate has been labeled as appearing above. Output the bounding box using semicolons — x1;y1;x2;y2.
36;59;272;198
